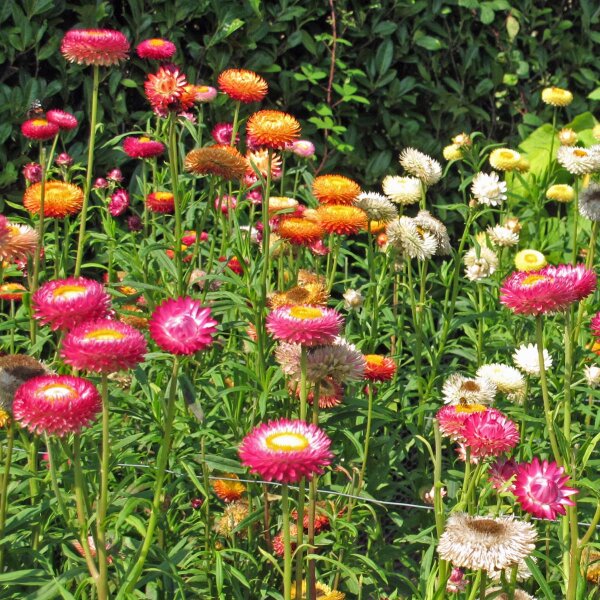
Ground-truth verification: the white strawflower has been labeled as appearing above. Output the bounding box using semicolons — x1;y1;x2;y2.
557;146;600;175
471;172;507;207
414;210;451;255
343;288;363;310
399;148;442;186
386;216;438;260
477;364;526;402
354;192;397;223
513;343;552;377
442;373;497;406
382;175;421;205
579;183;600;221
584;364;600;387
487;225;519;247
463;246;498;281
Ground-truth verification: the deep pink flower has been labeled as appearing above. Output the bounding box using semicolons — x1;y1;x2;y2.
544;264;596;303
514;457;577;520
106;168;123;183
56;152;73;167
500;269;577;315
238;418;333;483
462;409;519;459
94;177;108;189
149;297;217;355
309;239;330;256
109;189;129;216
61;319;147;373
61;29;130;66
591;312;600;337
32;277;111;331
21;118;59;141
446;568;467;593
22;162;42;184
212;123;238;145
123;136;165;159
214;194;237;214
436;404;486;441
46;109;78;130
136;38;176;60
266;305;343;346
488;457;519;492
13;375;101;436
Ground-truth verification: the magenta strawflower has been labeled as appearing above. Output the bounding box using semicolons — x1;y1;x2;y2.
514;457;577;520
109;189;129;216
488;457;519;492
149;297;217;355
56;152;73;167
21;118;59;141
212;123;238;145
500;269;576;315
46;109;78;130
123;136;165;159
239;418;333;483
22;162;42;184
32;277;111;331
266;305;343;347
61;29;130;66
591;312;600;337
436;404;487;441
136;38;176;60
61;319;147;373
544;263;596;302
13;375;101;436
462;409;519;459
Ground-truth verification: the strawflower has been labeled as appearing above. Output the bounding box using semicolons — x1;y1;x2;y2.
514;249;546;272
312;174;361;205
317;204;367;235
22;163;42;184
436;403;487;441
382;175;421;205
267;305;342;346
462;409;519;458
489;148;521;171
557;145;600;176
46;109;78;130
109;189;129;216
290;139;315;158
0;283;26;302
246;110;300;149
513;343;552;377
399;147;442;185
136;38;176;60
386;216;438;260
185;145;247;179
212;474;246;502
442;373;496;405
541;86;573;106
579;182;600;221
471;172;507;206
123;136;165;158
546;184;575;203
24;181;84;218
363;354;396;381
61;29;129;66
218;68;268;103
146;191;175;213
21;118;59;141
277;217;324;246
211;122;238;145
239;418;333;483
144;65;192;114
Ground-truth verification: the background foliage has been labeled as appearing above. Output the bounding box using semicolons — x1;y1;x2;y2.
1;0;600;193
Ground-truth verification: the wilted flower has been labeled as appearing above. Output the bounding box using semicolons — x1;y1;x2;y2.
22;162;42;184
109;189;129;216
579;183;600;221
558;128;578;146
354;192;397;223
446;567;467;593
215;501;250;537
386;216;438;260
452;132;472;147
343;288;363;310
471;172;507;206
399;148;442;186
487;225;519;247
488;457;519;492
584;364;600;387
414;210;451;255
442;373;496;406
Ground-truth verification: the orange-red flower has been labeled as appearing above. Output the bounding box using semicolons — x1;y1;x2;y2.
0;282;26;302
146;191;175;213
144;65;193;114
212;474;246;502
23;181;84;218
317;205;367;235
312;174;361;205
218;68;268;103
364;354;396;382
246;148;282;179
119;305;148;330
185;145;247;180
246;110;300;149
277;217;324;246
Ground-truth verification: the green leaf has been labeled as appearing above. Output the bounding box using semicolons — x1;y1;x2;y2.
414;35;444;51
375;39;393;76
506;14;519;40
588;87;600;100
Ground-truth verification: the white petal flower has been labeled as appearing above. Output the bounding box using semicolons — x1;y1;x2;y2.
442;373;497;405
354;192;397;222
471;172;507;207
399;148;442;186
513;343;552;377
382;175;421;205
557;146;600;175
487;225;519;247
386;216;438;260
464;246;498;280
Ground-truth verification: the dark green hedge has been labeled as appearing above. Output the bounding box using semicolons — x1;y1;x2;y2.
1;0;599;191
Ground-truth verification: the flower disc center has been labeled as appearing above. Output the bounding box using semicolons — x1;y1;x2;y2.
53;284;87;299
39;383;77;402
84;328;125;341
467;518;504;535
265;432;309;452
288;306;323;320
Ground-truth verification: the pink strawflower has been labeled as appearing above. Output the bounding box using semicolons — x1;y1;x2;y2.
462;409;519;459
238;418;333;483
56;152;73;167
193;85;217;103
13;375;101;436
149;297;217;355
109;189;129;216
436;404;487;441
214;194;237;214
107;168;123;183
514;457;577;520
544;263;596;302
61;319;147;373
290;140;315;158
500;268;577;315
591;311;600;337
21;118;59;141
266;305;343;346
94;177;108;189
46;109;78;130
123;136;165;158
22;162;42;184
488;457;519;492
446;568;467;593
0;222;39;263
61;29;130;66
32;277;111;331
212;122;238;145
136;38;176;60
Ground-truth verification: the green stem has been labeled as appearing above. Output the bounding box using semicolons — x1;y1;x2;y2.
281;484;292;600
230;101;241;147
358;384;374;492
96;374;110;600
75;64;100;276
295;346;308;599
31;144;47;294
118;357;180;597
168;112;184;295
563;310;574;444
0;421;15;571
307;389;320;600
572;178;579;265
46;435;69;527
566;503;579;600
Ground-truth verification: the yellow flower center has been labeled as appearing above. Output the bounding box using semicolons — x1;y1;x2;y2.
84;328;125;341
522;274;547;286
32;119;49;126
455;402;486;414
149;39;165;46
53;284;87;299
139;136;151;143
288;306;323;320
40;383;77;402
154;192;173;201
195;86;209;93
500;150;515;159
265;432;309;452
365;354;384;365
574;149;588;158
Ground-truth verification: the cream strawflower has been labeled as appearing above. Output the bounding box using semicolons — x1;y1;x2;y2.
354;192;397;223
487;225;519;247
558;128;578;146
471;172;507;206
414;210;451;255
513;343;552;377
584;364;600;387
557;146;600;175
464;246;498;281
541;86;573;107
546;184;575;203
386;216;438;260
382;175;421;205
489;148;521;171
443;144;462;161
442;373;497;406
477;364;526;402
399;148;442;186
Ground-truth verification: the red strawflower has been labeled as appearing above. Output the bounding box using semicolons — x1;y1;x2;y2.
61;29;130;66
21;118;59;141
13;375;101;436
123;136;165;159
144;65;192;115
61;318;147;373
363;354;396;381
46;109;78;130
146;191;175;213
0;283;27;302
136;38;176;60
149;297;218;355
514;457;577;520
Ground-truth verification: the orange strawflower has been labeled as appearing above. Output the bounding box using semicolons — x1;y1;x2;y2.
185;145;247;180
312;174;361;205
317;205;367;235
246;148;282;179
23;181;83;218
364;354;396;381
0;282;26;302
119;305;148;329
269;282;329;309
366;220;387;234
278;217;324;246
297;270;326;287
212;473;246;502
218;68;268;103
246;110;300;149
